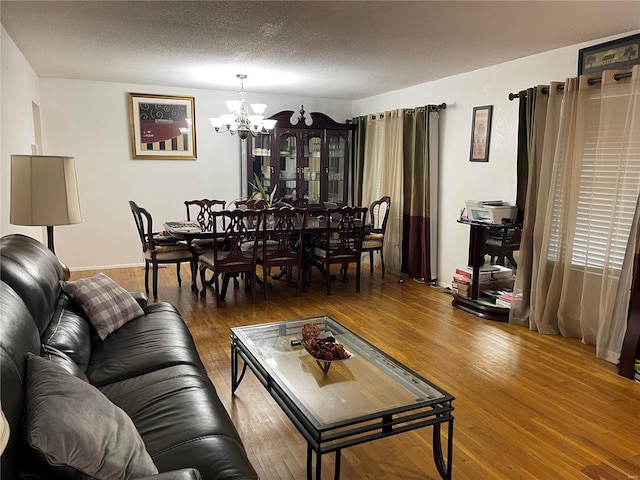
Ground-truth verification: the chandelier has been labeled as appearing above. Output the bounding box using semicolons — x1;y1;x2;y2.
209;74;277;140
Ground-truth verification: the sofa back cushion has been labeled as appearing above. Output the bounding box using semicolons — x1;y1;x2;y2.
0;282;40;480
41;294;92;373
0;234;66;335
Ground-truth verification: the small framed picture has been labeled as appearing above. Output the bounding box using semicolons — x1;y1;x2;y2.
128;93;197;160
469;105;493;162
578;33;640;76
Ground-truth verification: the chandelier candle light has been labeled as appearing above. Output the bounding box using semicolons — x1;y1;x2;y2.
209;74;277;140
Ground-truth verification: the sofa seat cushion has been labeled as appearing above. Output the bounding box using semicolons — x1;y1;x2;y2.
61;273;144;340
362;238;383;249
99;365;258;480
86;313;205;387
24;353;158;480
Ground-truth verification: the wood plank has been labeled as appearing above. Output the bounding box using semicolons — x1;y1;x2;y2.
71;266;640;479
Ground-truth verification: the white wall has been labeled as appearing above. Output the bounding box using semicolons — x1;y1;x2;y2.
352;30;640;288
3;69;351;269
0;26;46;243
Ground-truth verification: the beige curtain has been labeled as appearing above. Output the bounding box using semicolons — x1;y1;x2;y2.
362;109;404;274
525;66;640;363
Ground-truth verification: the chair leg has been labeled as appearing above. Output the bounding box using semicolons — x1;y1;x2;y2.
325;261;332;295
356;260;361;293
190;259;198;293
380;248;385;278
250;268;257;304
213;274;221;307
199;265;207;298
176;263;182;286
369;251;374;273
144;262;150;295
263;266;270;300
152;263;159;301
295;266;302;297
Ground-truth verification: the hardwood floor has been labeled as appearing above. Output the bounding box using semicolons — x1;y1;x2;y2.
71;265;640;479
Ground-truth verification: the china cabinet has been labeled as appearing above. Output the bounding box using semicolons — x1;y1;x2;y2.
245;107;355;207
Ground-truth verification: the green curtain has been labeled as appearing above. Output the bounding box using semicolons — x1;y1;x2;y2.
515;88;535;224
351;116;367;206
401;107;431;280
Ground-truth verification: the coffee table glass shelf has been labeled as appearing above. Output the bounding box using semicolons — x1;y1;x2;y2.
231;315;455;479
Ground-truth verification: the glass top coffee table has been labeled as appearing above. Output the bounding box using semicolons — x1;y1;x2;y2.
231;315;455;479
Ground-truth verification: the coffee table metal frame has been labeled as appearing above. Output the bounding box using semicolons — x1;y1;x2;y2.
231;315;455;480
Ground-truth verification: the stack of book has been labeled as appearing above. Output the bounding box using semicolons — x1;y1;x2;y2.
495;291;514;308
451;265;514;297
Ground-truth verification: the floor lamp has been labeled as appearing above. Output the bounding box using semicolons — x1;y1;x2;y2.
10;155;82;255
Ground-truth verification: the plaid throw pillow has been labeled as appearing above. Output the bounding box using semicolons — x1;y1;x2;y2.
61;273;144;340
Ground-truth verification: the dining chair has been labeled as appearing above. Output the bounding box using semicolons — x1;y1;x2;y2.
312;206;368;295
257;206;308;299
129;200;198;301
198;209;261;306
185;199;226;231
361;196;391;278
184;199;226;253
485;223;521;269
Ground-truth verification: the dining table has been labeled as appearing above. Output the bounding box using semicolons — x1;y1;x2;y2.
163;215;366;297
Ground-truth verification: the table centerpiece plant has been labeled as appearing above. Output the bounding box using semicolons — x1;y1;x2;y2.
250;173;281;208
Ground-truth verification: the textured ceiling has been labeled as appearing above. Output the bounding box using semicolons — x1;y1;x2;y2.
1;1;639;100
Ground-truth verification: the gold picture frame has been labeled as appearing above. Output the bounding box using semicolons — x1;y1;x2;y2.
469;105;493;162
128;93;197;160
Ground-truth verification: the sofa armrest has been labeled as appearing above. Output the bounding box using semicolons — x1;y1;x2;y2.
136;468;201;480
131;291;149;313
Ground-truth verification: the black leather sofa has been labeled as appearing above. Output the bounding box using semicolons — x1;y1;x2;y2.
0;234;258;480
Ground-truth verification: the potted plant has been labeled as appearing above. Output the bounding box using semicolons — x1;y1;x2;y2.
250;173;280;208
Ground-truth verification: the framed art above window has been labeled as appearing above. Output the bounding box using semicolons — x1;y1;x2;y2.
578;33;640;76
469;105;493;162
128;93;197;160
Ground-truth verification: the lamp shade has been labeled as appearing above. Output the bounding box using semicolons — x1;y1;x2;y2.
10;155;81;227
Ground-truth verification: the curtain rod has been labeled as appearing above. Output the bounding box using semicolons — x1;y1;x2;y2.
372;103;447;119
507;71;633;100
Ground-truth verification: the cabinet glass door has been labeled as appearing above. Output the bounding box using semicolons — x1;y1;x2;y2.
327;133;347;204
278;132;297;198
250;133;272;191
303;132;323;204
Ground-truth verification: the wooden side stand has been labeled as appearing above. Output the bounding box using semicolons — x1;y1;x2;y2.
452;219;510;322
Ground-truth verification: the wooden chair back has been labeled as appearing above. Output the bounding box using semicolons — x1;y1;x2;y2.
258;207;308;298
185;199;226;231
369;196;391;234
313;206;368;294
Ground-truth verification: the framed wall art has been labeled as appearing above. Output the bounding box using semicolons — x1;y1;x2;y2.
578;33;640;76
469;105;493;162
128;93;197;160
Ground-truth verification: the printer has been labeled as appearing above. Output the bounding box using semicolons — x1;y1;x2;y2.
465;200;517;223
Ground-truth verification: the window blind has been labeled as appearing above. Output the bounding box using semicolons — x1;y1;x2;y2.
556;84;640;271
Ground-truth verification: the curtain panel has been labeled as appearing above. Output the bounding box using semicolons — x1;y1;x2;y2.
402;107;435;281
510;86;549;327
363;110;404;275
514;65;640;363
